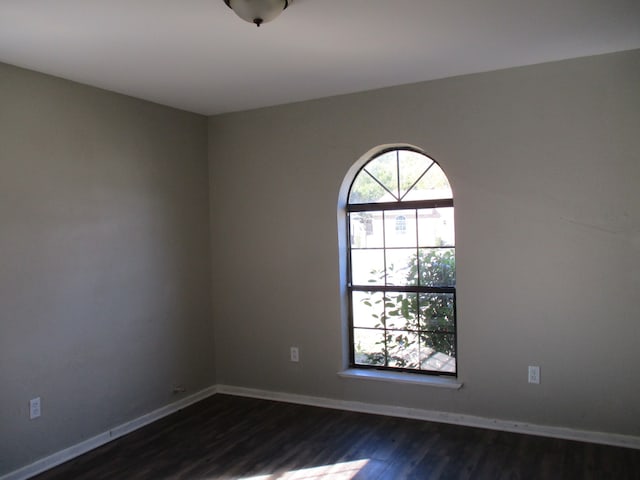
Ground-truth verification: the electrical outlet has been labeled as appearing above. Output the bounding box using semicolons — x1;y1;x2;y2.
290;346;299;362
528;366;540;384
29;397;41;419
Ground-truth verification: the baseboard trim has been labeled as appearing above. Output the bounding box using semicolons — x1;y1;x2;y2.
1;385;218;480
216;384;640;450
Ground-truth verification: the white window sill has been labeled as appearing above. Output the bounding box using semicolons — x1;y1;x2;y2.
338;368;463;390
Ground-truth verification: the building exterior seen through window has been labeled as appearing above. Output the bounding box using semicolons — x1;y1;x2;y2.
347;147;456;375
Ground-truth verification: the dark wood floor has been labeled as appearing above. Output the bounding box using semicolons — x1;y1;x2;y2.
32;394;640;479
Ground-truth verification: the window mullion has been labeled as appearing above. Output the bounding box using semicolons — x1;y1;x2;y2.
348;198;453;213
350;285;455;294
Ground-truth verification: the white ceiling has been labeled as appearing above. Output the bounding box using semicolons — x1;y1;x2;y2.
1;0;639;116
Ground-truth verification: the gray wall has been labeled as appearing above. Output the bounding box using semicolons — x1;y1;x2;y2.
0;63;214;474
208;50;640;436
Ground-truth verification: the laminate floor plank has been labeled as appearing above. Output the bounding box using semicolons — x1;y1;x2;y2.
31;394;640;480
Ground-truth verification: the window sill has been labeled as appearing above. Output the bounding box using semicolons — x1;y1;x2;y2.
338;368;463;390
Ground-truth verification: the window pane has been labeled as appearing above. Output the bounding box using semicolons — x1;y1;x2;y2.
353;328;385;366
349;171;389;204
418;248;455;287
417;207;454;247
352;291;384;329
384;292;418;330
410;163;452;200
384;210;416;248
385;248;417;286
419;293;455;331
387;330;420;369
398;150;434;200
364;151;399;200
351;249;384;286
350;212;383;248
420;333;456;373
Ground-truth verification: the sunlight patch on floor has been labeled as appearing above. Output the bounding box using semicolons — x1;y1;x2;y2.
238;459;370;479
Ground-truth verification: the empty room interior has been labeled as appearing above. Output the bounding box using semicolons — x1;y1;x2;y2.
1;1;640;478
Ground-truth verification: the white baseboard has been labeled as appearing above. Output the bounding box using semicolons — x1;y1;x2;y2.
216;384;640;450
1;386;218;480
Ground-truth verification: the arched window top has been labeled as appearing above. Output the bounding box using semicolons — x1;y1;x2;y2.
348;148;452;205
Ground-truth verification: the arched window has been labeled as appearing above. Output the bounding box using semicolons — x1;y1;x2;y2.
347;147;456;375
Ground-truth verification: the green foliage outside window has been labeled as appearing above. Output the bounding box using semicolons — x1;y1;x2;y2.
355;249;455;370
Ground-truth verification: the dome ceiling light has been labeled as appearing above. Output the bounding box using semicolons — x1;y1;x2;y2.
223;0;289;27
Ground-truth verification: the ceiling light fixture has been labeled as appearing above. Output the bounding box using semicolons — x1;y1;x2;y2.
224;0;289;27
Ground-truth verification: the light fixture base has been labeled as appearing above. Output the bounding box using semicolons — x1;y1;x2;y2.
224;0;289;27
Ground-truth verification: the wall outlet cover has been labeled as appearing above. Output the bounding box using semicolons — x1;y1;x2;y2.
528;366;540;384
290;346;299;362
30;397;41;419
